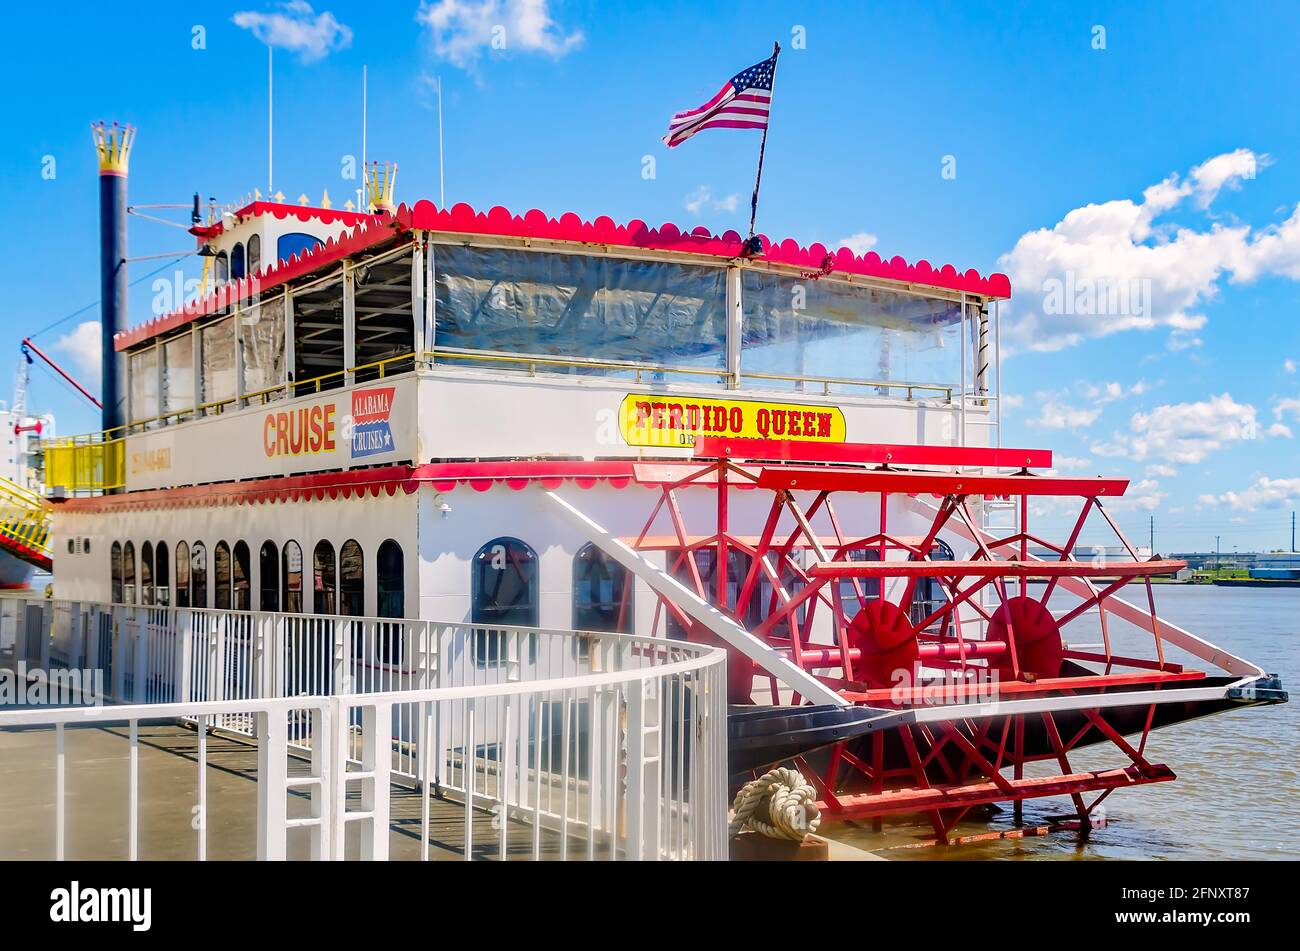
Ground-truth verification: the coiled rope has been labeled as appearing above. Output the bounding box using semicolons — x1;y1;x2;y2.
728;766;821;840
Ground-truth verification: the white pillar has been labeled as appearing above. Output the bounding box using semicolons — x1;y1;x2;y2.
725;265;742;389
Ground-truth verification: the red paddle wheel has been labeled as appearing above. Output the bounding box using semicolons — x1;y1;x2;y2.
611;436;1270;844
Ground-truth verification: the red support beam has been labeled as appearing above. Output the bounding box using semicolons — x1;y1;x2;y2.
757;466;1130;498
693;437;1053;469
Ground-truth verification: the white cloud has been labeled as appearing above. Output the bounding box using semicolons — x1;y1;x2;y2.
417;0;583;70
835;232;878;255
684;186;739;215
997;148;1300;353
1002;393;1024;408
1126;393;1259;464
1266;422;1293;439
1109;478;1167;513
1201;476;1300;511
1275;397;1300;422
1054;455;1092;471
1144;463;1178;477
1083;379;1148;404
233;2;352;61
1026;399;1101;431
54;321;102;379
1285;358;1297;374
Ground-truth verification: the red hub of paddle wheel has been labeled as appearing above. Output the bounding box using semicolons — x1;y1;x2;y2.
621;437;1205;844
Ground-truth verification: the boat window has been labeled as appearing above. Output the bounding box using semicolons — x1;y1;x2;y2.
757;553;806;640
313;540;337;614
259;541;280;611
240;295;287;401
191;542;208;609
233;541;251;611
377;540;404;618
835;548;881;622
111;541;123;604
155;541;170;607
471;537;538;666
247;233;262;275
201;317;237;412
909;540;954;630
140;542;154;605
354;250;416;381
122;541;136;604
277;232;322;263
283;541;304;612
216;250;229;285
340;540;364;616
667;547;761;638
175;541;190;608
741;271;969;394
231;242;246;281
573;542;633;632
214;542;232;610
163;333;195;417
292;278;346;395
434;245;728;382
129;346;159;426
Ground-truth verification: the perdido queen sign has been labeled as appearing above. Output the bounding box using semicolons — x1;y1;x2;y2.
618;394;846;448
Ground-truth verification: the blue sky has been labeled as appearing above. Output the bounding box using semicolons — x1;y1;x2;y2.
1;1;1298;552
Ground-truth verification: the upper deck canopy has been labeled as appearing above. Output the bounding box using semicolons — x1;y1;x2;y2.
114;198;1012;353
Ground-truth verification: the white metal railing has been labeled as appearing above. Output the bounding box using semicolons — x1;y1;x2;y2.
0;598;728;861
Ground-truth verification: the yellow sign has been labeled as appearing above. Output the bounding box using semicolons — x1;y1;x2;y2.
618;394;846;448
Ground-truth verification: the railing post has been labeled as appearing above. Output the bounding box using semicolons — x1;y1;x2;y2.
132;607;147;703
38;600;52;672
254;612;272;699
255;705;289;860
175;610;194;703
111;607;127;702
360;701;392;860
333;620;349;696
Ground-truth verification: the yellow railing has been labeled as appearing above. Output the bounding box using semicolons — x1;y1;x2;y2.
42;433;127;493
0;475;53;565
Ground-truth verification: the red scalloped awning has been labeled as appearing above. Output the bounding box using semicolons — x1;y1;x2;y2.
54;461;645;513
115;199;1011;353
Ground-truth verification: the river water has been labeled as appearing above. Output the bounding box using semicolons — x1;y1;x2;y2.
823;584;1298;860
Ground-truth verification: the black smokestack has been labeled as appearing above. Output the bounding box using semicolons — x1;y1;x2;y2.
91;121;134;435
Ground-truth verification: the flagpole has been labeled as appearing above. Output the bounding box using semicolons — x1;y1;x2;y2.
747;41;781;241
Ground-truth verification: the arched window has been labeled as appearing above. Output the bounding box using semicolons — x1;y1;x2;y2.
175;542;190;608
283;541;303;612
111;541;123;604
313;540;336;614
247;234;262;276
472;537;538;665
277;232;322;263
214;542;232;609
191;542;208;609
233;541;251;611
259;541;280;611
910;540;954;629
573;543;633;633
667;547;760;639
216;250;229;285
377;540;404;618
123;542;137;604
140;542;154;606
340;540;364;616
835;548;882;622
155;541;170;607
230;242;246;281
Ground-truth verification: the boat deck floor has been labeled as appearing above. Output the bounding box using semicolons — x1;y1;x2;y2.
0;722;598;861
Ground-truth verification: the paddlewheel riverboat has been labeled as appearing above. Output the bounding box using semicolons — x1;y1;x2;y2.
30;126;1286;847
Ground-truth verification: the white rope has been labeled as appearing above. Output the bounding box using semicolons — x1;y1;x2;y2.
728;766;821;840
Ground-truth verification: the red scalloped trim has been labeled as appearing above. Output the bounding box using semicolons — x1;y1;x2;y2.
398;199;1011;299
116;198;1010;353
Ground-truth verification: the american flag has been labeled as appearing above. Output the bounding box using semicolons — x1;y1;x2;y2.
662;52;777;148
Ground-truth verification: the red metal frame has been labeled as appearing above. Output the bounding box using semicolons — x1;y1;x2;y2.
613;446;1196;842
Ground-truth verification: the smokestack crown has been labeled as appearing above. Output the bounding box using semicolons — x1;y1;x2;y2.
91;121;135;176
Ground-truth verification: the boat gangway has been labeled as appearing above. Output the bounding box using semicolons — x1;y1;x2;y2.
0;598;728;861
0;476;51;571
